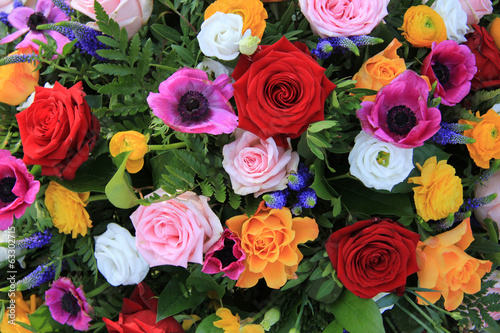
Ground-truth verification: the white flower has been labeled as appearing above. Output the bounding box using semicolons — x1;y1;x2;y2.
197;12;244;61
348;131;414;191
492;103;500;114
94;223;149;286
239;35;260;55
372;292;395;314
0;229;26;268
17;82;54;111
424;0;469;43
196;58;233;79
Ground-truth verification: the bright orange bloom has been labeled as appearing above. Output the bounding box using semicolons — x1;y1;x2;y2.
0;292;42;333
0;48;39;106
488;17;500;50
400;5;447;48
213;308;264;333
226;201;318;289
109;131;149;173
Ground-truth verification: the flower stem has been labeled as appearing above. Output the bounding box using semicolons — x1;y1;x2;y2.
87;194;108;202
149;142;187;151
86;282;111;298
326;173;356;181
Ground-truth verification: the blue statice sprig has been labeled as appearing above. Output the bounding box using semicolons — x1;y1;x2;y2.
263;189;289;209
0;0;22;26
478;159;500;182
461;193;498;212
430;122;475;145
51;0;74;17
15;262;57;291
312;35;384;59
16;229;53;250
0;53;38;66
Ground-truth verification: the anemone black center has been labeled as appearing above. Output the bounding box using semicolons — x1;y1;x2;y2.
61;292;81;316
177;91;209;123
0;177;17;203
432;61;450;85
27;12;48;31
213;239;237;268
386;105;417;136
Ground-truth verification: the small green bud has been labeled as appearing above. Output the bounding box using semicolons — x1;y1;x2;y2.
260;308;280;331
239;35;260;55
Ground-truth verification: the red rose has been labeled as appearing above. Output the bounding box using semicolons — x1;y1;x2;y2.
325;218;420;299
463;25;500;91
103;283;185;333
15;81;100;180
232;36;336;147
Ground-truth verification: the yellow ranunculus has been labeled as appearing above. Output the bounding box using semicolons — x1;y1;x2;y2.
400;5;447;48
408;156;463;221
109;131;149;173
459;109;500;169
0;48;39;106
213;308;264;333
488;17;500;51
416;218;492;311
44;181;92;238
0;292;42;333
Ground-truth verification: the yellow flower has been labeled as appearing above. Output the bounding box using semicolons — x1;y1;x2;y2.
400;5;447;48
0;292;42;333
204;0;268;40
44;181;92;238
0;48;39;106
109;131;149;173
488;17;500;51
213;308;265;333
459;109;500;169
416;218;492;311
408;157;463;221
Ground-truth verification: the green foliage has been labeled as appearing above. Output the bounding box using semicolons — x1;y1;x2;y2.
75;235;99;284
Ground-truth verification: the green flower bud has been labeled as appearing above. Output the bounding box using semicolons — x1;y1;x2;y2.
260;307;280;331
239;36;260;55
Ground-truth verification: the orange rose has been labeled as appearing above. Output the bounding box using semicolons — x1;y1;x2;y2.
0;48;39;106
226;201;318;289
400;5;447;48
488;17;500;51
353;38;406;101
416;218;492;311
459;109;500;169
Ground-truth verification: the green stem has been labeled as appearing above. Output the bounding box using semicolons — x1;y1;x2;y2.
149;64;178;72
61;251;79;259
403;294;450;333
326;173;356;181
87;194;108;203
149;142;187;151
86;282;111;298
0;129;12;149
485;218;499;243
38;57;82;75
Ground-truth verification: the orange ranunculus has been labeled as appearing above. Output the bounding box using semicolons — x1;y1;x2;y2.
459;109;500;169
400;5;447;48
353;38;406;101
226;201;318;289
489;17;500;51
416;218;492;311
109;130;149;173
0;48;39;106
204;0;268;40
0;292;42;333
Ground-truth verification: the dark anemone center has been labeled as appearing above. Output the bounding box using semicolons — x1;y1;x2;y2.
386;105;417;136
213;239;237;268
432;61;450;85
0;177;17;203
27;12;48;31
177;91;210;124
61;292;81;316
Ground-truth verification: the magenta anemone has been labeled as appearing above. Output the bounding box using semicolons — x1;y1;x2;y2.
421;40;477;106
356;70;441;148
147;68;238;135
202;229;246;280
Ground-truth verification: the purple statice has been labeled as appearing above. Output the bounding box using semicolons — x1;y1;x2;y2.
0;52;37;65
430;122;475;145
51;0;74;17
297;188;317;209
312;35;383;58
478;160;500;182
461;193;498;211
16;229;53;249
0;12;8;26
263;189;289;209
16;262;56;290
291;203;302;216
287;164;313;191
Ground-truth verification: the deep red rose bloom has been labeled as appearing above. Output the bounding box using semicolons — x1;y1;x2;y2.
103;282;185;333
326;218;420;299
15;81;100;180
232;36;336;147
463;25;500;91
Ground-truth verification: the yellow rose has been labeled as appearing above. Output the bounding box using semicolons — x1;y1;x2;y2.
488;17;500;51
416;218;492;311
0;292;42;333
408;156;463;221
109;130;149;173
0;48;39;106
400;5;447;48
459;109;500;169
44;181;92;238
226;201;318;289
353;38;406;101
214;308;264;333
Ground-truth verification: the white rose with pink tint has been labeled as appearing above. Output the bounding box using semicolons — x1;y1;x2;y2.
0;0;15;13
222;129;299;197
458;0;493;25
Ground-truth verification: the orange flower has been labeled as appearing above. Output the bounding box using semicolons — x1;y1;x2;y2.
226;201;318;289
109;130;149;173
459;109;500;169
400;5;447;48
416;218;492;311
0;48;39;106
0;292;42;333
204;0;268;40
353;38;406;101
488;17;500;51
213;308;264;333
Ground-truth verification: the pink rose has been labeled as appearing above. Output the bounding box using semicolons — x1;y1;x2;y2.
298;0;391;37
70;0;153;39
222;129;299;197
474;171;500;236
130;190;223;268
458;0;493;25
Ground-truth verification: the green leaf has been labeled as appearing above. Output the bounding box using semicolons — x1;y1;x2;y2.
95;49;127;61
468;235;500;253
151;24;182;42
331;289;384;333
105;151;139;209
308;120;339;133
323;320;344;333
195;314;224;333
311;159;337;201
186;268;225;299
27;305;64;333
157;277;206;321
93;63;134;76
172;45;196;66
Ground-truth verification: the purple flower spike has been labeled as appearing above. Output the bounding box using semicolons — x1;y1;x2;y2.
1;0;71;54
0;150;40;230
45;277;93;331
202;229;246;280
147;68;238;135
422;40;477;106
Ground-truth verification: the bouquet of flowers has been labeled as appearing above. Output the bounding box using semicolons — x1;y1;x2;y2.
1;0;500;331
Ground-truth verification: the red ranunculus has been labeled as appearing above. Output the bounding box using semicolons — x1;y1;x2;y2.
15;81;100;180
232;36;336;147
325;217;420;299
463;25;500;91
103;282;185;333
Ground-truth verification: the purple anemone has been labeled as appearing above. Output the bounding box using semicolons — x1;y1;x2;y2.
202;229;246;280
147;68;238;135
0;0;71;54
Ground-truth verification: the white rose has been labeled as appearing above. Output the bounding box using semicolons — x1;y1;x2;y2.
17;82;54;111
0;0;14;13
0;229;26;268
94;223;149;286
492;103;500;114
348;131;414;191
425;0;469;43
197;12;244;61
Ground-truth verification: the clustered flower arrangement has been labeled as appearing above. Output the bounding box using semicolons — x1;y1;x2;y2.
1;0;500;332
